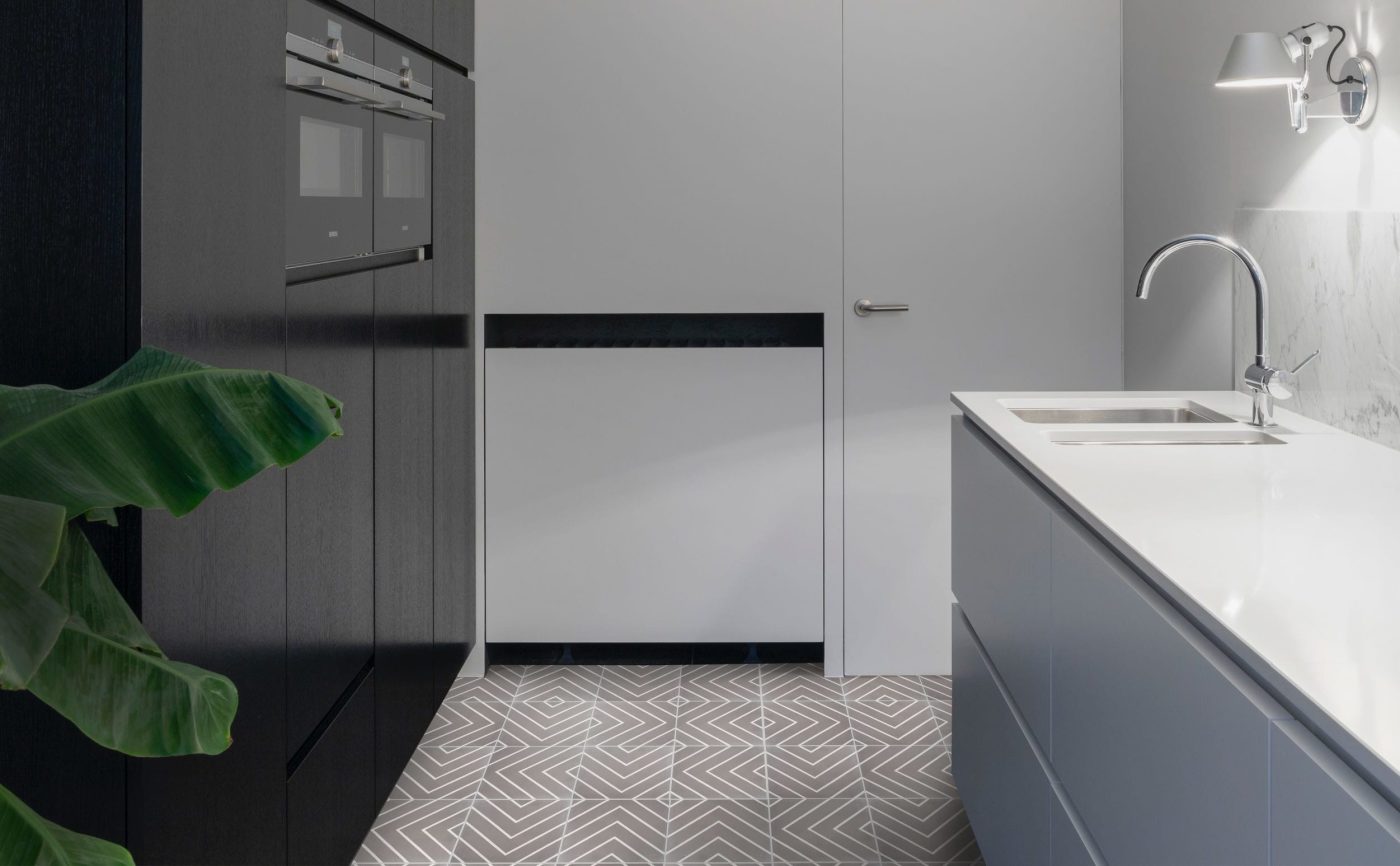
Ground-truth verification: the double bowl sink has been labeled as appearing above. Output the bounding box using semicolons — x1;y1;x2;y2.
1004;399;1285;446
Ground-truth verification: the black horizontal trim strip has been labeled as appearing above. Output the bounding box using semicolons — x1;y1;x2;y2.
487;642;824;666
485;313;823;348
286;658;373;779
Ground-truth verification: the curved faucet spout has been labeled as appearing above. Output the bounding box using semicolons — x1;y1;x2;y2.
1136;234;1269;369
1135;233;1294;427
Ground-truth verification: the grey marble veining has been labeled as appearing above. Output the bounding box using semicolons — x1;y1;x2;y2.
1233;209;1400;450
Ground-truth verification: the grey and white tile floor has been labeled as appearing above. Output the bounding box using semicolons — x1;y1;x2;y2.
354;663;982;865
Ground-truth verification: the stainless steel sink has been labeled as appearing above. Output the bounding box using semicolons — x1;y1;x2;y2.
1047;430;1285;446
1011;404;1232;424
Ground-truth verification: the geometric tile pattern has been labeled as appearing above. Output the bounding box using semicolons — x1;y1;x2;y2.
355;664;981;865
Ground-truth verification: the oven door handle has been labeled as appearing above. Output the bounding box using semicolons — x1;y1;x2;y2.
286;55;378;104
368;98;446;122
287;74;378;104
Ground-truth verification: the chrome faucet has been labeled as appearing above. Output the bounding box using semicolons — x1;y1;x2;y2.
1136;234;1318;427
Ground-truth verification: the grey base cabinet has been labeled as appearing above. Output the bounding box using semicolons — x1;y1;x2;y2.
951;416;1400;866
1050;502;1283;865
952;607;1051;866
1271;720;1400;866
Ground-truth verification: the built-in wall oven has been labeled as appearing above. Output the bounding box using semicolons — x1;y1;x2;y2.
284;0;442;274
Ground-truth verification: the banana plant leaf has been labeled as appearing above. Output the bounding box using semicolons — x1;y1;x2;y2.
0;346;343;520
25;524;236;757
0;783;134;866
0;496;69;689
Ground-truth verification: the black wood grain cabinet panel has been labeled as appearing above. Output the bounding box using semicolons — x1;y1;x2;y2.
432;69;475;694
376;0;432;45
288;670;377;866
128;2;290;863
434;0;474;69
374;261;438;805
286;274;376;756
0;0;132;845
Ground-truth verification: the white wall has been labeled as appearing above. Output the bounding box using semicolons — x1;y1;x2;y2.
1124;0;1400;389
476;0;842;315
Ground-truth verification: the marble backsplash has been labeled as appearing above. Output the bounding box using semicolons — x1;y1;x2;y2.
1233;209;1400;450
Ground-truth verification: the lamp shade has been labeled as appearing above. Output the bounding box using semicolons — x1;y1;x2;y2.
1216;32;1300;87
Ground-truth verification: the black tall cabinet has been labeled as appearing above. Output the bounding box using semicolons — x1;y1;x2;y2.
0;2;475;864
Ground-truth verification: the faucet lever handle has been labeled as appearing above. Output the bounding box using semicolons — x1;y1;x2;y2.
1290;349;1321;375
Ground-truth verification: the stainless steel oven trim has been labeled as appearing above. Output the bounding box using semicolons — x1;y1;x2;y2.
286;55;378;104
287;31;435;104
369;96;444;121
368;65;434;102
286;32;380;83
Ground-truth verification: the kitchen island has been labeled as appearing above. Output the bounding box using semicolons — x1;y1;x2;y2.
951;391;1400;866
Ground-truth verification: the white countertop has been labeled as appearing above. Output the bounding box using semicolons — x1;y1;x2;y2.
953;390;1400;793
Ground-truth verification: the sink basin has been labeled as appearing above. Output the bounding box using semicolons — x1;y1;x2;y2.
1010;402;1232;424
1047;430;1285;446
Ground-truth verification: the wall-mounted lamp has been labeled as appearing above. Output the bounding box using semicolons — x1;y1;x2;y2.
1216;23;1376;133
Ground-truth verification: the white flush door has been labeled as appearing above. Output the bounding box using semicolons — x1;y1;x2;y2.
842;0;1124;674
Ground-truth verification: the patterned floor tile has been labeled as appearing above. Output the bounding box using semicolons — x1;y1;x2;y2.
857;746;957;800
765;747;863;799
557;798;670;864
589;701;679;747
477;747;584;800
420;702;509;750
670;747;768;800
865;797;981;864
367;665;980;865
391;747;492;800
664;799;772;864
499;701;594;747
516;665;604;702
599;665;684;702
846;702;947;747
575;746;676;800
675;702;765;746
762;701;853;747
769;798;879;864
355;797;472;865
840;676;926;705
679;665;762;703
455;798;571;865
763;664;845;702
447;667;524;703
918;675;952;725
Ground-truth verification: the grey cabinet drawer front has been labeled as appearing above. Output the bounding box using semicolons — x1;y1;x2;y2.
952;606;1052;866
951;418;1056;747
1051;784;1105;866
1050;510;1285;866
1271;720;1400;866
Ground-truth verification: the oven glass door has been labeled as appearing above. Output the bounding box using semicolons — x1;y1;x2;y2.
287;91;373;266
373;110;432;252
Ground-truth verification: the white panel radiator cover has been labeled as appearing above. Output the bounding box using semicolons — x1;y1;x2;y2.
485;348;824;643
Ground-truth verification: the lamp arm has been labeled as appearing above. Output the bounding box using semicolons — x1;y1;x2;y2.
1289;47;1314;132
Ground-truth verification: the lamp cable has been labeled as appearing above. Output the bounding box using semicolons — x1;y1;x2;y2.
1324;24;1355;84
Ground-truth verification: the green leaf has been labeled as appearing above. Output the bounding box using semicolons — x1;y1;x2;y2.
24;525;237;757
0;495;67;586
0;496;69;689
42;524;160;658
0;346;343;519
0;783;133;866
